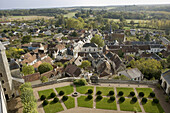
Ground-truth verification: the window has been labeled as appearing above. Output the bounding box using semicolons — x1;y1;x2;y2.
94;49;95;51
1;80;4;84
85;49;86;51
3;88;6;91
0;73;2;77
89;49;91;51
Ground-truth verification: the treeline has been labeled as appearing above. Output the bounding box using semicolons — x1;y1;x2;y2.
0;8;68;17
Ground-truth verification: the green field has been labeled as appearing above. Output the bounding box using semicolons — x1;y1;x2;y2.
142;100;164;113
64;12;76;18
77;96;93;108
116;87;134;97
136;88;153;98
96;97;117;110
38;89;55;99
63;96;75;109
43;101;64;113
55;85;74;95
119;98;141;112
76;86;94;94
96;87;114;96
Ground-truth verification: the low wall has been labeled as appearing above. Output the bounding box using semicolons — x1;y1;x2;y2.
32;77;158;88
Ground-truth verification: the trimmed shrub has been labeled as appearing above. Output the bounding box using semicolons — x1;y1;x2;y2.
139;92;144;97
87;94;93;100
109;91;114;95
96;95;103;100
96;91;102;95
118;91;124;96
130;91;135;97
119;97;125;102
153;98;159;104
40;95;46;100
131;97;137;103
50;92;56;98
110;96;115;101
53;97;59;103
59;91;65;96
88;89;93;94
62;96;68;101
43;100;49;106
73;78;87;86
150;92;155;98
142;97;147;103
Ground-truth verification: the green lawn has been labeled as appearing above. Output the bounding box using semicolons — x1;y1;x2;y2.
63;96;75;109
96;87;114;96
119;98;141;112
64;12;76;18
38;89;55;99
142;100;164;113
116;87;134;97
55;85;74;95
76;86;94;94
77;96;93;108
136;88;153;97
43;101;64;113
96;97;117;110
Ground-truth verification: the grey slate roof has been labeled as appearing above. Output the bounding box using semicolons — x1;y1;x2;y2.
120;68;143;79
83;43;97;47
162;70;170;84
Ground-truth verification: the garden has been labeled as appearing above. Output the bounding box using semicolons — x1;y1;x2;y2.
37;80;164;113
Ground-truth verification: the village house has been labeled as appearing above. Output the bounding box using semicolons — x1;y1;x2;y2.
160;70;170;96
118;68;144;81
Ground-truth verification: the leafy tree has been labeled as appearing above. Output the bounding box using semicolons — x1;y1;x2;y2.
19;83;38;113
6;47;24;59
144;33;150;41
38;62;53;74
91;34;104;47
129;58;162;79
79;60;91;69
22;65;35;76
22;35;32;44
40;76;48;83
73;78;87;86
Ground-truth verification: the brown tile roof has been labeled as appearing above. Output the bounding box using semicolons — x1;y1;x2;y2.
22;72;40;82
21;43;30;47
55;44;65;50
105;33;125;43
21;53;32;59
32;61;42;68
21;54;37;65
64;64;81;77
42;56;53;64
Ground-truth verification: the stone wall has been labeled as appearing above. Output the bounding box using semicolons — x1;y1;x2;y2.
32;77;158;88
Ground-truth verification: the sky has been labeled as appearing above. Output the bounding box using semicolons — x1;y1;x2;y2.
0;0;170;9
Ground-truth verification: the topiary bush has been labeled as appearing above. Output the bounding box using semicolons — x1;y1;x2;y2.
130;91;135;97
62;96;68;101
153;98;159;104
88;89;93;94
110;96;115;101
40;95;46;100
96;91;102;95
87;94;93;100
73;78;87;86
150;92;155;98
43;100;49;106
139;92;144;97
131;97;137;103
96;95;103;100
50;92;56;98
141;97;147;103
118;91;124;96
53;97;59;103
109;91;114;95
119;97;125;102
59;91;65;96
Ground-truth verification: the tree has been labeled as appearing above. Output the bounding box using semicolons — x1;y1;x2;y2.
22;35;32;44
6;47;24;59
130;58;162;79
79;60;91;69
91;34;104;47
38;62;53;74
19;83;38;113
40;76;48;83
144;33;150;41
22;65;35;76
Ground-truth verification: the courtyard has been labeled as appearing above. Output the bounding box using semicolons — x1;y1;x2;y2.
33;82;169;113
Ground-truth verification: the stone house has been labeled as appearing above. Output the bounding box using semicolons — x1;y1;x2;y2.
118;68;144;81
160;70;170;96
